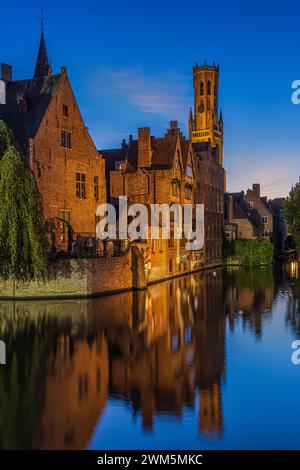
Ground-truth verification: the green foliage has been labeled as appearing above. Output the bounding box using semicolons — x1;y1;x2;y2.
0;145;49;282
285;181;300;258
224;265;274;291
0;120;15;160
226;239;274;266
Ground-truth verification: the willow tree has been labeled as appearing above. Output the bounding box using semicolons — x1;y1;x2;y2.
0;119;14;160
0;145;49;282
285;180;300;258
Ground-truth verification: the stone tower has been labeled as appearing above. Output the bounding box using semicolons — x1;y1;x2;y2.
189;63;223;165
189;62;225;264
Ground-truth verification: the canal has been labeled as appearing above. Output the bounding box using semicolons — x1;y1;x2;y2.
0;264;299;450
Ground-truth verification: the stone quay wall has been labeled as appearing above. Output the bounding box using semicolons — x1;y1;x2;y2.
0;247;147;299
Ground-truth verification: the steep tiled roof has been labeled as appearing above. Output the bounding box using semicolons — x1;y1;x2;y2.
229;192;262;229
150;136;177;169
0;74;61;151
101;148;127;171
102;134;179;172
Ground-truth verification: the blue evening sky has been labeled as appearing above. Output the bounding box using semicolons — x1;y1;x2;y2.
1;0;300;197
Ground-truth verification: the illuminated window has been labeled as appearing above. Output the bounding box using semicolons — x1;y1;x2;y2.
59;210;70;243
168;229;175;248
76;173;86;199
171;181;179;196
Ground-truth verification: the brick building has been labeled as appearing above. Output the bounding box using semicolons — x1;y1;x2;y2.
102;121;203;282
0;30;106;251
224;184;286;252
189;64;225;264
224;192;262;241
244;184;273;238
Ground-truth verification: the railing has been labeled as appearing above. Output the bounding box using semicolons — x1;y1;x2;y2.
192;130;210;138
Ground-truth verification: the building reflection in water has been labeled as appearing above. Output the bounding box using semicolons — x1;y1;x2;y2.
0;265;286;450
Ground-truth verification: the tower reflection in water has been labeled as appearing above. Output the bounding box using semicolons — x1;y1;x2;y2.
0;267;281;450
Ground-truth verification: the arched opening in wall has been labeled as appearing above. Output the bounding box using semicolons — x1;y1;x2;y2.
169;259;173;274
200;81;204;96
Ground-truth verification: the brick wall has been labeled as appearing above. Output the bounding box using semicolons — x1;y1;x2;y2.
244;187;273;237
29;68;106;242
193;150;224;261
0;247;146;299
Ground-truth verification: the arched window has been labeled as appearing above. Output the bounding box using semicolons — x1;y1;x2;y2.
200;82;204;96
207;81;211;95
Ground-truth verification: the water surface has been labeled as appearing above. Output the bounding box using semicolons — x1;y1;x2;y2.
0;264;300;450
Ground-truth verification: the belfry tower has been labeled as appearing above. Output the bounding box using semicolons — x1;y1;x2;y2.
189;63;223;165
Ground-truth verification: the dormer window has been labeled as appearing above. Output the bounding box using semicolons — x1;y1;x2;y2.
115;161;125;171
18;95;27;114
62;104;69;117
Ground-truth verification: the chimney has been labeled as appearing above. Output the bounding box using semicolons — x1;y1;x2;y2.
167;120;180;137
138;127;152;168
252;183;260;198
0;64;12;105
1;63;12;82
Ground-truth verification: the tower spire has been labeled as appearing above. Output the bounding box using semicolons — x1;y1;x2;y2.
41;5;44;32
34;7;51;78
